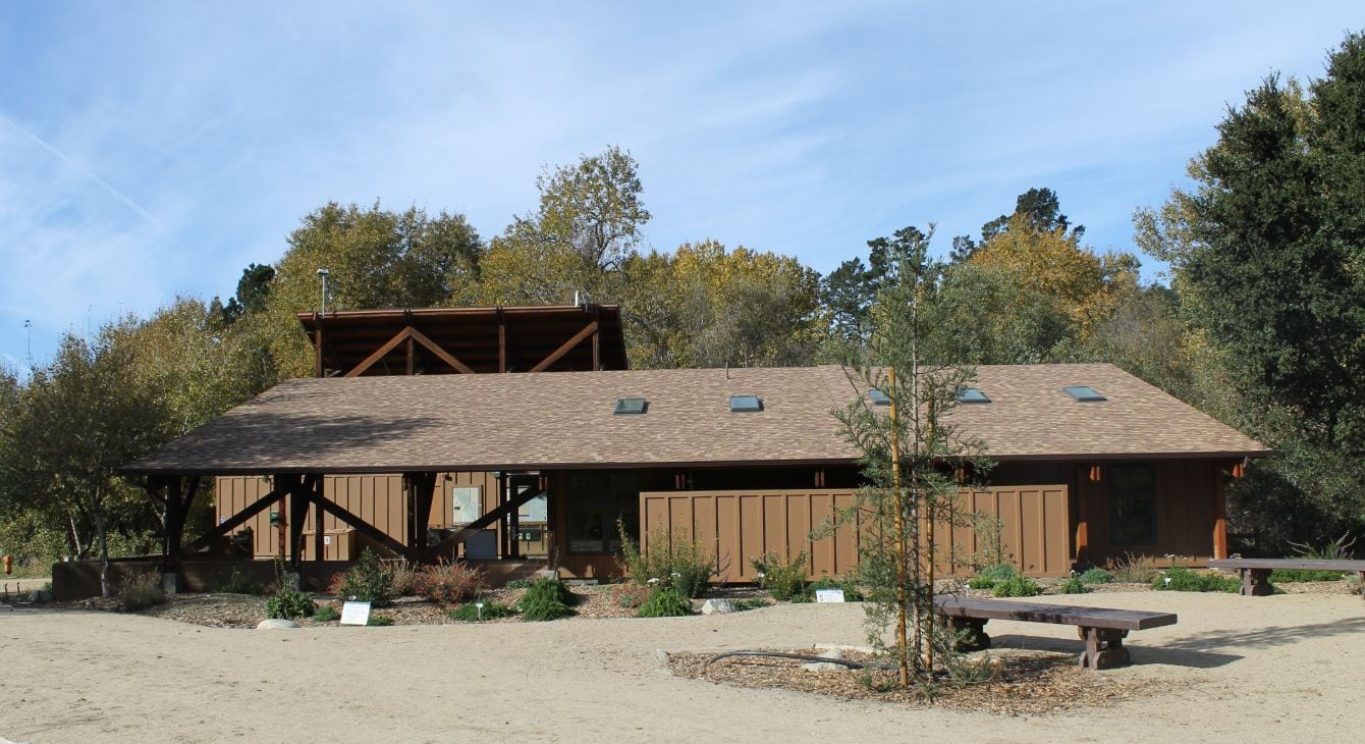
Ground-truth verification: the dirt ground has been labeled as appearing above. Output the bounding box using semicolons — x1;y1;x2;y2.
1;591;1363;743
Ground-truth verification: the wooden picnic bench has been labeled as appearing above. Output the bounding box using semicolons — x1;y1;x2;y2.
1207;558;1365;598
934;595;1178;670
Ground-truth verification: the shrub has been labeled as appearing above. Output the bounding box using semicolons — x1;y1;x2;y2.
390;566;420;597
968;563;1017;591
1077;567;1113;585
313;604;340;622
1110;552;1159;583
367;613;394;626
752;551;810;602
732;598;770;611
335;549;395;607
992;576;1042;597
808;576;864;601
266;587;317;620
504;578;533;589
1288;532;1356;560
117;571;165;611
1059;577;1090;594
618;520;715;599
1270;568;1347;583
1153;567;1240;593
449;601;517;622
636;586;692;618
517;579;575;621
414;561;484;605
215;568;263;595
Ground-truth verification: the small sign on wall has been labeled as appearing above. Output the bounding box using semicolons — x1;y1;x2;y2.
340;601;372;626
814;589;846;603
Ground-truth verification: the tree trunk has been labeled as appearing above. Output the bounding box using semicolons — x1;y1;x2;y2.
88;495;112;598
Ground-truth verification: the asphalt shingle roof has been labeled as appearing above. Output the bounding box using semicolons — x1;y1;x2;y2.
125;363;1268;475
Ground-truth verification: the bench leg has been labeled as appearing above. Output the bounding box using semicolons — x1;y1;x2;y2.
1241;568;1274;596
1077;627;1130;670
946;617;991;652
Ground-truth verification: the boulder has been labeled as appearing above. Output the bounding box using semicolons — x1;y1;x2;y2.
255;619;299;630
701;598;737;615
801;648;848;673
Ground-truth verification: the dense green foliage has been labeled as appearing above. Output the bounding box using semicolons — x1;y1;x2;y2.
266;587;317;620
991;576;1043;597
752;552;811;602
635;586;692;618
1059;577;1090;594
1077;567;1114;585
517;579;576;621
333;549;396;608
448;600;517;622
618;520;715;599
313;604;340;622
968;563;1019;590
1152;567;1241;593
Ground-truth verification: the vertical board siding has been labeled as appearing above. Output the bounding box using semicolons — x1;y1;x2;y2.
640;485;1072;582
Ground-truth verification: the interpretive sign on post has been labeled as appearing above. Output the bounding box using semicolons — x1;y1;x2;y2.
340;600;372;626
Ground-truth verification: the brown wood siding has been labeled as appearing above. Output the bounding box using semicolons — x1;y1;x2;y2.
639;485;1072;581
1072;459;1223;567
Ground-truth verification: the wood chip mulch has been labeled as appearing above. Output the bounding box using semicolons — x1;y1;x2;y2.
667;647;1176;716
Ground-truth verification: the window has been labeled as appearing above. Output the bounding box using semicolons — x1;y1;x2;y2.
1107;463;1157;546
957;387;990;403
1063;385;1106;402
868;389;891;406
729;394;763;412
613;397;648;415
565;471;640;553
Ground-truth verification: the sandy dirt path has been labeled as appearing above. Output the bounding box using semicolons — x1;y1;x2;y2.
1;591;1363;743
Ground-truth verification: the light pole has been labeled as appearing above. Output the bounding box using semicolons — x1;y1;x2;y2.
316;268;330;314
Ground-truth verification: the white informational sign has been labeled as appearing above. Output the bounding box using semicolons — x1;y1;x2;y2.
814;589;846;603
340;600;372;626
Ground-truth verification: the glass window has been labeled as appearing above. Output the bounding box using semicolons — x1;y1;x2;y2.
1063;385;1106;401
729;395;763;412
614;397;648;415
1107;463;1157;546
868;389;891;406
957;387;990;403
565;471;640;553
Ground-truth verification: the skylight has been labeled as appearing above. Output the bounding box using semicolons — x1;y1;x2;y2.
957;387;990;403
613;397;648;415
869;389;891;406
729;394;763;413
1062;385;1106;402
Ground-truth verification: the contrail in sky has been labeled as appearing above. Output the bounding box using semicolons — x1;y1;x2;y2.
0;113;158;226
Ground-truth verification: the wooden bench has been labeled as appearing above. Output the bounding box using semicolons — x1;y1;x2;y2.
934;596;1178;670
1207;558;1365;598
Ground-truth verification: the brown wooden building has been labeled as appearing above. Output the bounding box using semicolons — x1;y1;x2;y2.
125;353;1268;583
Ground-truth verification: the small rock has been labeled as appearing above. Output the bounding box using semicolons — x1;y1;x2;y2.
701;598;737;615
255;619;299;630
802;648;848;672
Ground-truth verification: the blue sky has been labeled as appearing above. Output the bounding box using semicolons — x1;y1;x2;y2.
1;2;1360;373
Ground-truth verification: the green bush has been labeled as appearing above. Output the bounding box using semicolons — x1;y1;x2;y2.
808;576;864;601
1077;567;1114;585
504;578;534;589
448;601;517;622
1270;568;1347;583
517;579;576;621
732;598;770;611
367;613;394;626
313;604;340;622
618;520;715;599
968;563;1018;591
636;586;692;618
753;552;810;602
266;587;316;620
1153;567;1240;593
334;549;395;608
117;571;166;611
215;568;264;595
1059;577;1090;594
992;576;1042;597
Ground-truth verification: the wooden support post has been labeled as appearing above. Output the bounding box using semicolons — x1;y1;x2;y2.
404;472;437;562
591;308;600;371
1240;568;1274;596
498;309;507;373
509;480;521;560
1213;465;1229;560
408;327;475;374
313;316;325;378
288;475;313;570
313;476;325;562
530;321;598;373
406;336;415;375
1078;627;1131;670
344;327;413;377
1076;469;1090;567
